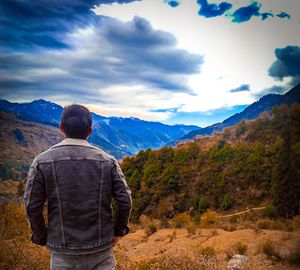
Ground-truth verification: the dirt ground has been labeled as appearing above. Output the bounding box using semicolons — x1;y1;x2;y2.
114;228;300;269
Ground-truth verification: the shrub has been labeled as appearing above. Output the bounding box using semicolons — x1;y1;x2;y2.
229;215;238;224
261;240;281;260
193;215;200;225
0;162;12;180
262;206;276;218
172;212;192;228
256;219;272;230
12;128;25;144
186;223;197;237
271;219;293;231
292;215;300;228
17;181;25;197
139;214;151;226
0;203;30;239
199;246;216;258
236;121;247;137
287;241;300;266
200;210;219;227
234;242;247;255
221;223;237;232
198;196;209;213
160;217;170;228
225;248;235;261
220;194;233;211
145;223;157;237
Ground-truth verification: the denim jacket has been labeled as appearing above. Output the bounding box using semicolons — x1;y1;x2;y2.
24;138;132;254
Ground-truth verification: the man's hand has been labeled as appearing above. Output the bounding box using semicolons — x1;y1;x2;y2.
114;236;122;246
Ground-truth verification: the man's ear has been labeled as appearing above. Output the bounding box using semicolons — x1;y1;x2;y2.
87;127;92;137
59;123;65;135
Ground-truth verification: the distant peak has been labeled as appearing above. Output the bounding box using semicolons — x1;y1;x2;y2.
129;117;140;121
32;99;50;104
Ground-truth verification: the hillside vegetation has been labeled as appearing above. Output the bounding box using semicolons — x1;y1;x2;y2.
0;112;63;185
121;103;300;222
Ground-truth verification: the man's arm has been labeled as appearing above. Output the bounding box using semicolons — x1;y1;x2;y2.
111;159;132;237
24;158;47;246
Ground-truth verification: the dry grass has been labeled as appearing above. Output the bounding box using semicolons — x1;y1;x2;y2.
1;203;300;270
0;203;49;270
260;240;282;261
116;248;221;270
234;241;248;255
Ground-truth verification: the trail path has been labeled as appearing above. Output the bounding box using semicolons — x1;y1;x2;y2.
220;206;266;218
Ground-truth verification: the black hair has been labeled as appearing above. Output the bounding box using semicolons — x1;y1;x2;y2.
60;104;92;139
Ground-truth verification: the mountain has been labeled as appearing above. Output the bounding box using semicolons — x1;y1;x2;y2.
0;99;198;158
0;99;63;127
173;83;300;144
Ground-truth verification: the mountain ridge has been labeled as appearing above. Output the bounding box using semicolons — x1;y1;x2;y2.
172;83;300;144
0;99;198;158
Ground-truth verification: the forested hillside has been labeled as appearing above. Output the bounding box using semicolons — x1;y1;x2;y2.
121;103;300;222
0;112;63;180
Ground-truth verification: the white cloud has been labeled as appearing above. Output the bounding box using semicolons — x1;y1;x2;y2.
94;0;300;113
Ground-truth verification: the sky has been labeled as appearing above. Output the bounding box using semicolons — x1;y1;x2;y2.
0;0;299;127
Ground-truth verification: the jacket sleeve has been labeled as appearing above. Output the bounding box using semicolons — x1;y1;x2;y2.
24;158;47;246
111;159;132;237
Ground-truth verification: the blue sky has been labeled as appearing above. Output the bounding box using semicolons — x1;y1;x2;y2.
0;0;299;127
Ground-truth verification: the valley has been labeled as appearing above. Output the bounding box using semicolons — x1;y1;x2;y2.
0;84;299;269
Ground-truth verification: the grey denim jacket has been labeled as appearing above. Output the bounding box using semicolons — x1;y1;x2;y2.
24;138;132;254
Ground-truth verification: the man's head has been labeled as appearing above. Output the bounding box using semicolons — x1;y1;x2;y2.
60;104;92;140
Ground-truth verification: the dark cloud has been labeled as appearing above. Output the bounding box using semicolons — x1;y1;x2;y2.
102;17;175;49
195;1;294;23
268;46;300;81
276;12;291;19
166;1;180;8
196;1;288;23
231;2;261;23
0;16;203;102
230;84;250;93
261;12;273;21
252;85;286;99
0;0;141;51
197;0;232;18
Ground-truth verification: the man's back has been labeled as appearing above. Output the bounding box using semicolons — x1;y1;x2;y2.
24;105;132;269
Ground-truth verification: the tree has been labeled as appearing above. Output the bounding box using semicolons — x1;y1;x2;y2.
198;196;209;213
12;128;25;145
272;129;299;218
220;194;233;211
17;181;25;197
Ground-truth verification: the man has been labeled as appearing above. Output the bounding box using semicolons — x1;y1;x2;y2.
24;104;132;270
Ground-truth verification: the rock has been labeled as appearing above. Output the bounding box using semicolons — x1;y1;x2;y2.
227;254;248;270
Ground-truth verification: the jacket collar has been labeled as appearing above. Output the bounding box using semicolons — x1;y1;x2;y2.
51;138;92;148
